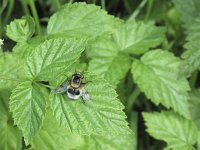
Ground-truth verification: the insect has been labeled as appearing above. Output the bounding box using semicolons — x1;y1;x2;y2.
54;72;91;102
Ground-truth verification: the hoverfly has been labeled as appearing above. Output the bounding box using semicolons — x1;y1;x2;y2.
54;72;91;102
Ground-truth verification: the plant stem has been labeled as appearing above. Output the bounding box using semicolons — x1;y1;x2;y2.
0;12;2;38
189;71;198;89
144;0;154;21
69;0;74;3
123;0;132;14
129;0;147;20
126;87;141;114
21;0;30;15
55;0;61;9
129;111;138;149
92;0;97;4
28;0;42;35
4;0;15;25
101;0;105;10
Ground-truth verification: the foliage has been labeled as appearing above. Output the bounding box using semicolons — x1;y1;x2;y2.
0;0;200;150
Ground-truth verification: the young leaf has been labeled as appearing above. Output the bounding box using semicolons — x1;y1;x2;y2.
87;21;165;86
25;38;86;81
13;36;45;60
51;74;132;136
0;53;24;90
47;2;120;37
10;81;48;145
6;16;35;42
88;35;131;86
143;111;198;150
132;50;190;119
32;110;84;150
114;21;165;54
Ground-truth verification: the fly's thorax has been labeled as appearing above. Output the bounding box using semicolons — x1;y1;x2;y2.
70;73;84;88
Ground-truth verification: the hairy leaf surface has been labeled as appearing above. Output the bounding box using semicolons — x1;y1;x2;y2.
47;2;120;37
186;18;200;41
143;111;198;150
132;50;190;118
0;53;24;90
10;81;48;145
88;21;164;86
13;36;45;60
26;38;86;81
80;133;135;150
114;21;165;54
51;74;131;136
180;17;200;75
182;39;200;75
6;16;35;42
32;111;84;150
88;35;131;86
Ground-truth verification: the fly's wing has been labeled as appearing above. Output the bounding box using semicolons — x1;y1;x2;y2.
82;88;91;101
54;82;68;94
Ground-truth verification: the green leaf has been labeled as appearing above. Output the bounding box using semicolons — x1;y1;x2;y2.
47;2;120;37
33;109;135;150
173;0;200;28
189;89;200;129
87;21;165;86
13;36;46;60
51;73;132;136
25;38;86;81
0;90;22;150
186;17;200;41
32;110;84;150
87;33;131;86
132;50;190;119
182;39;200;75
6;16;35;42
0;122;22;150
143;111;198;150
114;21;165;54
80;133;135;150
180;17;200;75
88;39;131;86
0;53;24;90
10;81;48;145
0;90;10;119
